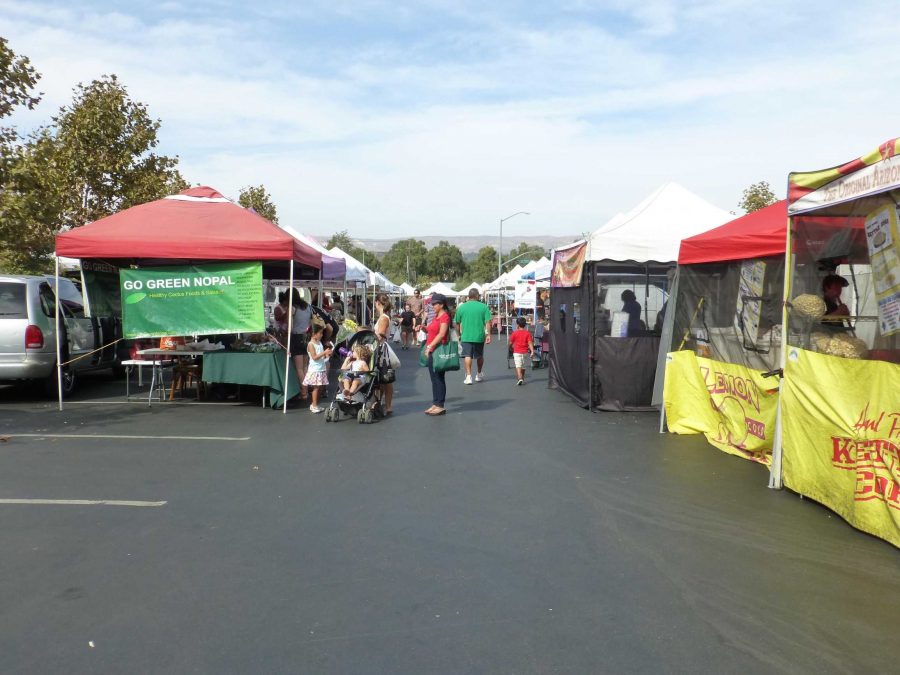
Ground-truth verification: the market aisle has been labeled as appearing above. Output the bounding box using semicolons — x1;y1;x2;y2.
0;339;896;674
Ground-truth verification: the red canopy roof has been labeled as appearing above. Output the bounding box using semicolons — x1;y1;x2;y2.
678;201;787;265
56;186;321;269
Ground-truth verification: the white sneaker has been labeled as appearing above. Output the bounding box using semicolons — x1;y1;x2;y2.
310;405;324;413
464;375;473;385
516;379;524;386
475;372;484;382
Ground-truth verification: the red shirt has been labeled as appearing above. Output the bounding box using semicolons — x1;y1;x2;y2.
509;328;533;354
426;311;450;346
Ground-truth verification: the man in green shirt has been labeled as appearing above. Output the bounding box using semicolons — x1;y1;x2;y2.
455;288;493;384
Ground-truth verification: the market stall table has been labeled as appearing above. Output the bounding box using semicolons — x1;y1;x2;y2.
137;349;301;407
137;349;207;405
200;350;300;408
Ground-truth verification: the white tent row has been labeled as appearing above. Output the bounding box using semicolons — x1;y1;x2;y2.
326;246;402;292
484;264;525;290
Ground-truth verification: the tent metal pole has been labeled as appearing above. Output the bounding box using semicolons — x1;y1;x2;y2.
769;215;793;489
283;260;294;414
55;256;63;412
588;264;595;412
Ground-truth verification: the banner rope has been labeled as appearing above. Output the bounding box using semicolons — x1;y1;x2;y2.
59;338;123;367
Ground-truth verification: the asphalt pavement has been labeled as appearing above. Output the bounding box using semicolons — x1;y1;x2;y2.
0;340;896;674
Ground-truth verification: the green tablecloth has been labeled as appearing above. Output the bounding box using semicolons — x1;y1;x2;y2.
201;350;300;408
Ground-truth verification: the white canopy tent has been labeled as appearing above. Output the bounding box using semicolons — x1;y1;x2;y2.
457;281;482;297
551;181;732;412
587;182;732;263
423;281;459;297
399;282;416;295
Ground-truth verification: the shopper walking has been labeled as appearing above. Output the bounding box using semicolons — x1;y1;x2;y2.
407;289;425;344
454;288;492;384
423;293;451;416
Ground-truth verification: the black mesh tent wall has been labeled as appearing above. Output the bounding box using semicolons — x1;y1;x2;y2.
550;262;670;411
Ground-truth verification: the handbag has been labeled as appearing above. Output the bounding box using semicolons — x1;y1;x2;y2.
385;343;401;369
432;341;460;373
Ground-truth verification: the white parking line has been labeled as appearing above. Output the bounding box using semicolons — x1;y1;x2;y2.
6;433;250;441
0;499;166;507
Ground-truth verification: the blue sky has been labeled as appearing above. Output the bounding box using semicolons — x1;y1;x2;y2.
2;0;899;239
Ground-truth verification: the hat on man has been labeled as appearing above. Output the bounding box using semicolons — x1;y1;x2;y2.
430;293;447;306
822;274;849;290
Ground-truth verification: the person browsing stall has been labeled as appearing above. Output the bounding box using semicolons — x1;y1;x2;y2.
423;293;451;416
290;288;314;400
455;288;492;384
373;293;395;416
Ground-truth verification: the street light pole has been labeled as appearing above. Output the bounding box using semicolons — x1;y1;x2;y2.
498;211;530;340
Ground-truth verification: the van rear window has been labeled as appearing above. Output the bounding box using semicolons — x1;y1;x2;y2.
0;283;28;319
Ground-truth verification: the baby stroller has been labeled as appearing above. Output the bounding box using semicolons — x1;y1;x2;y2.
324;329;392;424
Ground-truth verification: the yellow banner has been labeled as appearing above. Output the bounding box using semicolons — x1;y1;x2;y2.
783;347;900;548
664;351;779;464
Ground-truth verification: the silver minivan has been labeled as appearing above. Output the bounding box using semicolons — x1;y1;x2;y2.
0;275;121;396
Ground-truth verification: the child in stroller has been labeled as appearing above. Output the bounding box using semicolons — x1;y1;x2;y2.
339;344;371;400
324;329;388;424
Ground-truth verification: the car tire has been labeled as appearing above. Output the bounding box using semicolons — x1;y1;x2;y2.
43;364;76;399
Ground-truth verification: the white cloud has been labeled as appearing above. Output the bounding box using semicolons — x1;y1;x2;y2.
2;1;900;239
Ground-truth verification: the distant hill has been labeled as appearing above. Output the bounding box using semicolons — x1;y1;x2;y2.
315;234;579;255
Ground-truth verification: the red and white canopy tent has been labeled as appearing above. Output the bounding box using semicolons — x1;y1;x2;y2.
54;186;323;413
677;200;787;265
56;186;321;267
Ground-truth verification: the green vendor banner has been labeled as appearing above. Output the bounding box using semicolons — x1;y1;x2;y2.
120;262;264;338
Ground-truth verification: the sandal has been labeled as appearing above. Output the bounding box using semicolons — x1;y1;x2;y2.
425;408;446;416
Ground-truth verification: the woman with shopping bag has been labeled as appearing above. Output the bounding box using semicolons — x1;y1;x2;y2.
421;293;458;416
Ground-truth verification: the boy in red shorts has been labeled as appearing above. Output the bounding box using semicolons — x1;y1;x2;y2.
509;317;535;386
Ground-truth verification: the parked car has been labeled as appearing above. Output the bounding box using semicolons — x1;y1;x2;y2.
0;274;122;396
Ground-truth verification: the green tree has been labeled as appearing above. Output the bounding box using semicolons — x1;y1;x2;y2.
0;37;42;185
238;184;278;223
469;245;499;283
739;181;777;213
380;238;428;284
326;230;382;272
0;75;187;272
506;241;547;265
426;240;468;280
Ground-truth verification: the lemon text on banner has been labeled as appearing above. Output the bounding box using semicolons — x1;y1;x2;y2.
664;350;778;465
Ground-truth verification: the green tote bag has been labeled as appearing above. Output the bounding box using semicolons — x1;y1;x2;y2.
432;341;460;373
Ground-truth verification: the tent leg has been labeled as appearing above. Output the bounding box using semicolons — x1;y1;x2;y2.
658;405;667;434
55;257;63;412
769;215;793;490
283;260;294;414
